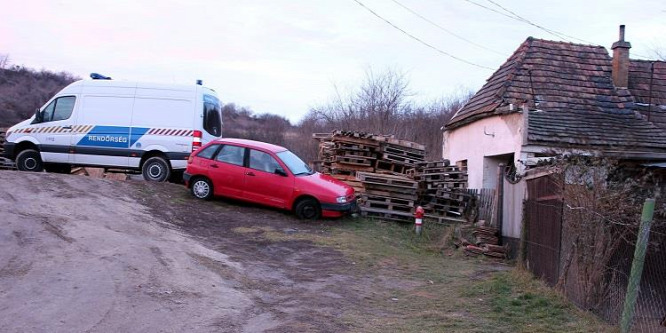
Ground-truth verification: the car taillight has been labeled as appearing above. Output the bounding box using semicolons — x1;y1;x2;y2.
192;130;202;151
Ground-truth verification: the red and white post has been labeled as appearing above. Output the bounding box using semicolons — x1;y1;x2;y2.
414;206;424;235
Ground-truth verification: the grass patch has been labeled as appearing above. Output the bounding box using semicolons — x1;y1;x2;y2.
241;217;612;332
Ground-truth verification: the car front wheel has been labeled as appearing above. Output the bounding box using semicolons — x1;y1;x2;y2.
16;149;44;172
190;177;213;200
294;198;321;220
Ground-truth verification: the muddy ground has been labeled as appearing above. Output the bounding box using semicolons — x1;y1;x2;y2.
0;171;512;332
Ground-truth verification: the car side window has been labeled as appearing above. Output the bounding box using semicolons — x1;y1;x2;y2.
249;149;281;173
214;145;245;166
196;144;220;160
39;96;76;123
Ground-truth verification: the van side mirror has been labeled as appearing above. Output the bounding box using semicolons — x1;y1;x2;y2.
32;109;42;124
275;168;287;177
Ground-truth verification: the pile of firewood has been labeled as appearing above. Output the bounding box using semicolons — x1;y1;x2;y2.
457;225;508;259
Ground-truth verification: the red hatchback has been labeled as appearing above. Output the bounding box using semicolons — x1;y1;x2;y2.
183;138;356;219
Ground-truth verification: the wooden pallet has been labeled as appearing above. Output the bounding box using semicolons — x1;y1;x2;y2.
356;172;418;188
361;207;414;222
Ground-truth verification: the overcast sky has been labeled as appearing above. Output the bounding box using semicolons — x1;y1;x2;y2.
1;0;664;123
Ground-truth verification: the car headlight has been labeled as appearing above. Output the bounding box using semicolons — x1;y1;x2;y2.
336;196;347;203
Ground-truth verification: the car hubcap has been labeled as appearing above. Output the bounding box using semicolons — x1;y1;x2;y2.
24;157;37;170
148;164;163;179
303;205;316;218
194;181;209;198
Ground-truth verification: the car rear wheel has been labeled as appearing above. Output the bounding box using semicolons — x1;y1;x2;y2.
142;156;171;182
294;198;321;220
191;177;213;200
16;149;44;172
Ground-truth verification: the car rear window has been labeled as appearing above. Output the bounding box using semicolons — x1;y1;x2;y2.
196;144;220;159
214;145;245;166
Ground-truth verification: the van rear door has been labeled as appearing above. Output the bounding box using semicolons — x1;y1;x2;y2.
201;94;222;143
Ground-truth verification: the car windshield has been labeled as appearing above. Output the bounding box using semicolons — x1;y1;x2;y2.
276;150;313;176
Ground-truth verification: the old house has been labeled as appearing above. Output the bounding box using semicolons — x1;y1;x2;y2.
442;26;666;249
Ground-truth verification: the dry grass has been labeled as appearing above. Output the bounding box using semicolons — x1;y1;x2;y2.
232;218;613;332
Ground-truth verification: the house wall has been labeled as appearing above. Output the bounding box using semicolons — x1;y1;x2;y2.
443;112;527;246
443;113;525;188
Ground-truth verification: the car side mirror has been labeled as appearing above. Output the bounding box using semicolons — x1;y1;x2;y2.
275;168;287;177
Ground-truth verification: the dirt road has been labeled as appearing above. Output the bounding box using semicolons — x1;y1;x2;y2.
0;171;372;332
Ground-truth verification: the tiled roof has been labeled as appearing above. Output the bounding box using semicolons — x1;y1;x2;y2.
446;37;666;153
629;60;666;130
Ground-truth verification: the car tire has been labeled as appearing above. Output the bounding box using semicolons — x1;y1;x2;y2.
142;156;171;182
190;177;213;200
294;198;321;220
16;149;44;172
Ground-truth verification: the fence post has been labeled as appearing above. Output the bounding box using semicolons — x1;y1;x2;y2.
620;198;655;333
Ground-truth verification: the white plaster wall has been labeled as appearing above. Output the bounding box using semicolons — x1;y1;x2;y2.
443;113;525;189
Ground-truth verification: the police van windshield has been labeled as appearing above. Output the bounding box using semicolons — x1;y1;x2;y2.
203;95;222;137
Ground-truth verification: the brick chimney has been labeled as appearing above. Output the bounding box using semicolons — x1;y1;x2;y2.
611;25;631;88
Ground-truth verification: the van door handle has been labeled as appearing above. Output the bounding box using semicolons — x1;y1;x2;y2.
245;172;255;176
210;164;219;168
62;125;72;130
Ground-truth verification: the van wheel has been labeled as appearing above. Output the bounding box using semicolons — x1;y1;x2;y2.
294;198;321;220
190;177;213;200
142;156;171;182
16;149;44;172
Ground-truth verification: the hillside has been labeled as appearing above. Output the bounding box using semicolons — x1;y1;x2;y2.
0;66;77;127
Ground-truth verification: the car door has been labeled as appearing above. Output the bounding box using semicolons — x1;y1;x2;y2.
209;144;247;199
243;149;294;208
33;96;77;164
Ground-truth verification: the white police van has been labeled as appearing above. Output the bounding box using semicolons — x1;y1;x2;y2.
3;74;222;181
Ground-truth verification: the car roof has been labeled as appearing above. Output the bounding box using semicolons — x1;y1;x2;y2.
215;138;288;153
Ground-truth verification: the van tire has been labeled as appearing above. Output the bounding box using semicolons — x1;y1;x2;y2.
16;149;44;172
190;177;213;200
294;198;321;220
142;156;171;182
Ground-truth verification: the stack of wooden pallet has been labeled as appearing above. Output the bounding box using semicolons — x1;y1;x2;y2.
356;172;418;222
313;130;426;179
414;161;469;223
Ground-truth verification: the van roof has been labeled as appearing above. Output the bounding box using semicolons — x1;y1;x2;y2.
216;138;288;153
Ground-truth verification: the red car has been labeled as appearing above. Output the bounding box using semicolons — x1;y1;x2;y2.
183;138;357;219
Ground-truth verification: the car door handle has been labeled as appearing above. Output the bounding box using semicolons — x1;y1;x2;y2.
245;171;255;176
62;125;72;130
210;164;219;168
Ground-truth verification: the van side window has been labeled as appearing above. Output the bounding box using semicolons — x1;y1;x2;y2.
249;149;280;173
203;95;222;137
196;144;220;160
39;96;76;123
214;145;245;166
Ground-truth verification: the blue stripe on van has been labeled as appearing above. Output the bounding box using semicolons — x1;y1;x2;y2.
77;126;150;148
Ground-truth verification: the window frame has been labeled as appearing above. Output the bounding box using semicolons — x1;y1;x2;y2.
213;144;246;167
195;144;221;160
35;95;76;124
248;149;282;174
